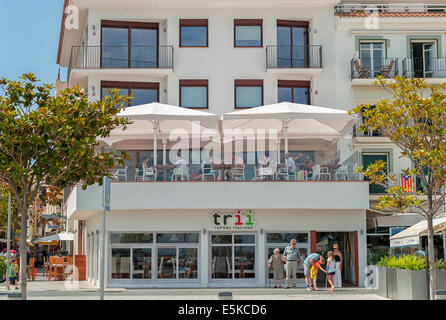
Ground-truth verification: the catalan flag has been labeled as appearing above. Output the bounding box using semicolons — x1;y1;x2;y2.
400;174;413;193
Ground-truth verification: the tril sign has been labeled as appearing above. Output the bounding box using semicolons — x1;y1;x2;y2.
212;210;255;230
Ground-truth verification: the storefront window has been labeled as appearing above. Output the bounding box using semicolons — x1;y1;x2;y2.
157;248;176;279
157;233;199;243
111;233;153;243
132;248;152;279
178;248;198;279
211;233;256;280
111;248;131;279
267;233;308;243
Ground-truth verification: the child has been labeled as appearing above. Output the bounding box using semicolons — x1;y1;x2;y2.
326;251;336;292
309;257;326;291
7;258;19;290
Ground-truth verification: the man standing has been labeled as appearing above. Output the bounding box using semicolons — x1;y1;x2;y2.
284;153;296;180
282;239;300;288
303;252;324;291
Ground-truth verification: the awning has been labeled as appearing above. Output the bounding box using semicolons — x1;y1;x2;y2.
390;217;446;248
33;232;74;242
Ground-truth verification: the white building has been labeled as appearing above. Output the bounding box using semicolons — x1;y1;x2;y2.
57;0;445;288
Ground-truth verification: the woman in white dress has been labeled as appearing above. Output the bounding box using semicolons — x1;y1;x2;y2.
333;243;343;288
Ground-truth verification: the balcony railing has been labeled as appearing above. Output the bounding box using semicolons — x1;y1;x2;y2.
266;45;322;69
335;4;446;15
67;45;174;81
351;58;398;80
402;57;446;78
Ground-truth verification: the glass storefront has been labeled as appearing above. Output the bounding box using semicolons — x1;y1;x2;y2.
110;232;199;281
210;233;256;280
266;232;309;282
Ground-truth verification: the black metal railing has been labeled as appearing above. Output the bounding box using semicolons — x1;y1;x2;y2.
335;4;446;15
266;45;322;69
402;57;446;78
68;45;174;78
351;57;398;80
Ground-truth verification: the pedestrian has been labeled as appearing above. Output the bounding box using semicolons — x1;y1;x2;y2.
282;239;300;288
303;252;324;291
6;258;19;290
268;248;284;288
0;248;6;258
333;243;343;288
326;251;336;292
309;257;326;291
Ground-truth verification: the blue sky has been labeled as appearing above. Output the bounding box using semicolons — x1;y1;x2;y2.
0;0;65;84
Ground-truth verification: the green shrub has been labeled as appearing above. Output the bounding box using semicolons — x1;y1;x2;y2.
369;249;389;265
0;257;6;278
436;259;446;271
377;254;426;270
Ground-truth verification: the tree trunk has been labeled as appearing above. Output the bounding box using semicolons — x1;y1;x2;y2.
19;205;28;300
427;216;436;300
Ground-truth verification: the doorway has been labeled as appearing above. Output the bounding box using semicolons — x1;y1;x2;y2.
362;152;389;194
277;21;309;68
411;41;436;78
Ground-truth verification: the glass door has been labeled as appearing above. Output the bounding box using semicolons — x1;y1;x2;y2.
423;43;435;78
411;41;437;78
362;153;389;194
265;232;309;287
131;28;158;68
277;24;308;68
210;233;256;282
359;42;384;77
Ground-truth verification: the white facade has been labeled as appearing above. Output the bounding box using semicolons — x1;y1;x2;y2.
58;0;446;288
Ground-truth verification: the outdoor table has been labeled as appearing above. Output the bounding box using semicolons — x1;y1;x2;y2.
257;166;275;180
155;165;175;181
320;163;341;180
213;164;234;181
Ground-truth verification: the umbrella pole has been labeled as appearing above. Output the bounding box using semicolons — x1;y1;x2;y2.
153;121;159;169
283;120;289;154
162;139;167;165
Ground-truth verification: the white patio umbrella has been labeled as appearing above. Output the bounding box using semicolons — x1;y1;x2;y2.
222;101;359;154
34;232;74;242
99;103;219;165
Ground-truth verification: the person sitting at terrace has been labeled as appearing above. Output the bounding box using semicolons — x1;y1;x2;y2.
303;159;313;173
203;157;219;179
258;153;271;168
174;154;186;167
234;155;244;168
226;170;233;181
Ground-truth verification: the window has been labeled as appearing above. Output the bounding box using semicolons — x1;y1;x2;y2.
179;80;208;108
101;81;159;107
235;79;263;108
362;153;389;194
179;19;208;47
359;41;385;77
234;19;262;47
278;80;310;104
101;20;159;68
277;20;309;68
211;233;256;279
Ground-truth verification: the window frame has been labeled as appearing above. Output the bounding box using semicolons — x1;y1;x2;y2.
234;79;264;109
278;80;311;104
179;19;209;48
101;20;160;68
101;81;160;106
233;19;263;48
179;79;209;109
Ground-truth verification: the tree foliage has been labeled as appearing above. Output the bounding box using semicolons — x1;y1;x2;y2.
0;73;131;299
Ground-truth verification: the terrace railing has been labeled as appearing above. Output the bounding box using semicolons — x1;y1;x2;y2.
266;45;322;69
351;57;398;80
402;57;446;78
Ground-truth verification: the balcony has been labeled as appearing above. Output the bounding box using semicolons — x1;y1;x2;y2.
335;4;446;16
266;45;323;74
66;180;369;221
402;57;446;81
350;57;398;86
67;45;174;85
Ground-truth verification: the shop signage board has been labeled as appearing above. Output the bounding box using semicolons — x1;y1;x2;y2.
211;210;255;231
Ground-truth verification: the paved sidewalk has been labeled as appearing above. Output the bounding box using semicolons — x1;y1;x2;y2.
0;278;386;300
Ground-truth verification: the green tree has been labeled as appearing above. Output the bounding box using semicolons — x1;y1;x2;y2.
350;76;446;300
0;73;130;299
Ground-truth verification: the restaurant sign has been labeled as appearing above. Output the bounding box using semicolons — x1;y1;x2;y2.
211;210;255;231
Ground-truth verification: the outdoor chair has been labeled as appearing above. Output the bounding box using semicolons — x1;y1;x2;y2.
48;257;65;281
335;165;349;180
27;257;36;281
309;165;321;180
172;165;189;181
232;166;245;181
64;257;74;279
380;59;394;78
142;166;157;181
112;166;128;181
201;163;216;181
353;59;369;78
320;166;331;180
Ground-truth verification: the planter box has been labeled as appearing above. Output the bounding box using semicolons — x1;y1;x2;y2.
436;270;446;290
377;266;388;298
396;269;428;300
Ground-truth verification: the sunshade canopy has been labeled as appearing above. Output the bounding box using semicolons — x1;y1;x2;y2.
34;232;74;242
390;217;446;248
222;102;358;147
